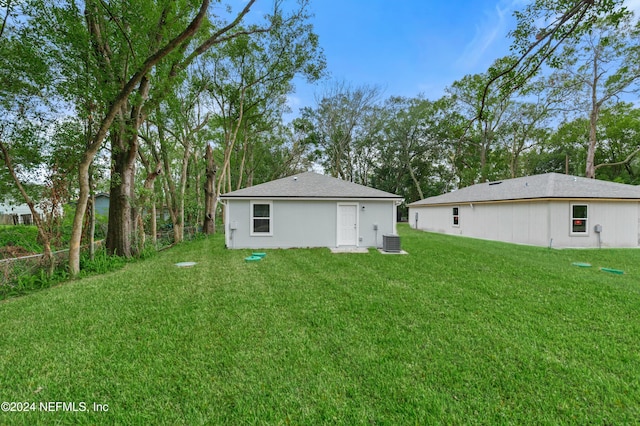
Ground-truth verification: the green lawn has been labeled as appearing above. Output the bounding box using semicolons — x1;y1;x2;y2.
1;225;639;424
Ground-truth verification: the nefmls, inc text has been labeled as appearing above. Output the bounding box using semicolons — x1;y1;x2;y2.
1;401;109;412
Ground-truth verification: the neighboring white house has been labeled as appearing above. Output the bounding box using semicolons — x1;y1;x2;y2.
408;173;640;248
0;200;44;225
220;172;403;249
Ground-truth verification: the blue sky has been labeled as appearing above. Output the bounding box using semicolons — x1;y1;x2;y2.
287;0;526;114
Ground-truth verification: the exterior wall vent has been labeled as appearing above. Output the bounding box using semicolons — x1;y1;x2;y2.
382;234;401;253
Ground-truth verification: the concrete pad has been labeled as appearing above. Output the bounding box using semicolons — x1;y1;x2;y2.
330;247;370;253
175;262;197;267
377;249;408;255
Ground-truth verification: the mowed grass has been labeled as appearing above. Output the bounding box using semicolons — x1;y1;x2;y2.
0;225;639;424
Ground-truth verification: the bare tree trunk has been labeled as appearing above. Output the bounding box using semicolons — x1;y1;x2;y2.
159;127;180;244
247;138;254;187
408;166;424;200
173;222;183;244
193;149;202;228
106;118;138;257
479;123;489;183
236;141;247;190
510;139;520;179
176;136;193;242
585;50;600;179
0;140;54;272
89;192;95;261
135;160;162;250
236;122;249;190
151;201;157;245
204;144;217;234
69;156;94;275
88;118;96;261
586;104;599;178
107;75;152;256
162;177;179;242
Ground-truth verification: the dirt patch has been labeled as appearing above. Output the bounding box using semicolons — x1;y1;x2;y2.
0;245;36;260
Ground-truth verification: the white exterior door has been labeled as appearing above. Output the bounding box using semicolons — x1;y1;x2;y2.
337;204;358;246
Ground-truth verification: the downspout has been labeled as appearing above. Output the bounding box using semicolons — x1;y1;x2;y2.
394;199;402;234
219;199;233;249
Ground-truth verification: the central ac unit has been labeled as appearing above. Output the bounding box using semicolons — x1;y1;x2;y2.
382;234;401;253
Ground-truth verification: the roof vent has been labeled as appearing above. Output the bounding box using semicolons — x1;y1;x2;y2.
488;181;502;186
293;176;298;181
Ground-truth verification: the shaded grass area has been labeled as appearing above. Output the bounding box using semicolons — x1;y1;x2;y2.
0;225;639;424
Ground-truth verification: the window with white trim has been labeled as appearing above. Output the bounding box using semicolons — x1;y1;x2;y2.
571;204;588;235
452;206;459;227
250;201;272;236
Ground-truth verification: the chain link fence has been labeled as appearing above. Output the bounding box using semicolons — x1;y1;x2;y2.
0;242;106;290
1;227;205;293
1;248;72;296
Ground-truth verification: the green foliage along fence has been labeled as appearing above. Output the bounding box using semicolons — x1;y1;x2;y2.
0;248;72;298
0;241;107;299
0;226;205;300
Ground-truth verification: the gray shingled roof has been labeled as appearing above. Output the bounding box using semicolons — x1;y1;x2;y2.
409;173;640;206
220;172;402;199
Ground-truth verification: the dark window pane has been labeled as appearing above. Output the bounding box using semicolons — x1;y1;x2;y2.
453;207;459;215
572;219;587;233
573;205;587;218
453;216;459;225
253;204;270;218
253;219;270;233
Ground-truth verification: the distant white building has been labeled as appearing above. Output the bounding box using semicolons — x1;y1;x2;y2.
408;173;640;248
0;199;43;225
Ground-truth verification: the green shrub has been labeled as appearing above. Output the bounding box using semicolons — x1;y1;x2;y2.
1;261;69;299
0;225;43;255
79;249;126;275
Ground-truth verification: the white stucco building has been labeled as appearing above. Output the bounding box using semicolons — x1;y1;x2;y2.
220;172;403;249
408;173;640;248
0;200;43;225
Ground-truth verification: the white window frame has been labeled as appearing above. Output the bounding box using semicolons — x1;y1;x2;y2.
570;203;589;236
452;206;460;227
250;201;273;236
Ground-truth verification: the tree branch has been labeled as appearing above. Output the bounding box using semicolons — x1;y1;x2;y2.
479;1;596;121
179;0;272;72
594;146;640;171
0;0;12;40
87;0;211;159
0;139;47;241
97;0;136;59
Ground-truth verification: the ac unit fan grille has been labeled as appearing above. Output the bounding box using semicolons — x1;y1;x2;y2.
382;234;401;253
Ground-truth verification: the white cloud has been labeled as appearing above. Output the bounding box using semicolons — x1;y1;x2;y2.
455;0;525;71
286;94;301;109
